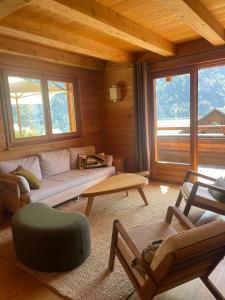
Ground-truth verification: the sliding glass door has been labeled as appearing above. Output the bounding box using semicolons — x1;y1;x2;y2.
198;65;225;177
150;69;197;182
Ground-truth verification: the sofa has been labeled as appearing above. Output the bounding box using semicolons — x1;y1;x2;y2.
0;146;115;213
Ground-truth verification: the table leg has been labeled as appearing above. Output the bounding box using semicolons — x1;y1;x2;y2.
86;196;94;217
125;190;129;197
138;187;148;206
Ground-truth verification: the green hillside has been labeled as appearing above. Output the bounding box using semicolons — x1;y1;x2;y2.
156;65;225;119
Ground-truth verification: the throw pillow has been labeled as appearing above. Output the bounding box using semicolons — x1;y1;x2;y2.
70;146;95;169
131;240;163;278
14;166;41;189
208;178;225;202
77;153;107;169
2;174;30;194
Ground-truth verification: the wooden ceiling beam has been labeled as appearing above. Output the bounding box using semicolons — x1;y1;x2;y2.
0;35;104;70
159;0;225;46
35;0;175;57
0;16;134;63
0;0;32;19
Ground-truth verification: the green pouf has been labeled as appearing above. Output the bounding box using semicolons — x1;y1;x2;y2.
11;203;91;272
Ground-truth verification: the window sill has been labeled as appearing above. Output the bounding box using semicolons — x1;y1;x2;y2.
7;131;82;149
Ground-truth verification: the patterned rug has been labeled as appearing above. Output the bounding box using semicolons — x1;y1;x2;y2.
0;182;208;300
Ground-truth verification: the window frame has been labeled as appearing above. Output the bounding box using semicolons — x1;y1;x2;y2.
2;68;82;147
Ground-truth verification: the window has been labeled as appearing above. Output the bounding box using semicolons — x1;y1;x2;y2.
48;80;76;134
5;72;80;145
154;73;191;165
8;76;46;138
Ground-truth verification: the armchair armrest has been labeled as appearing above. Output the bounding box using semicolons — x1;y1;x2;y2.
194;181;225;194
183;181;225;216
188;181;225;203
114;220;142;259
0;177;20;198
166;206;195;229
184;170;216;183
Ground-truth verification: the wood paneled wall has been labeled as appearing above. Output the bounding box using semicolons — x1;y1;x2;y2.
0;53;103;160
100;63;137;172
0;54;138;173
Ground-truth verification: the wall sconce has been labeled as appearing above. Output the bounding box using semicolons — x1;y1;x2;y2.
166;76;173;82
109;85;122;103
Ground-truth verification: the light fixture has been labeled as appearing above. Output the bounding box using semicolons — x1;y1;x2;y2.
109;85;122;103
166;76;173;82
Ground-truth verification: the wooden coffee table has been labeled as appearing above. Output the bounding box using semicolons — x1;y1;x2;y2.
82;173;149;216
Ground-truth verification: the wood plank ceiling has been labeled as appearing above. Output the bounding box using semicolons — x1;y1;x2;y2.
0;0;225;70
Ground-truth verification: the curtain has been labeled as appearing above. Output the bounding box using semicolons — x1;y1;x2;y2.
134;62;150;172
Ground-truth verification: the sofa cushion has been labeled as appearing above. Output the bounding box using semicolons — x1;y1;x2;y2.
24;178;69;203
49;167;115;190
0;156;42;180
24;166;115;203
70;146;95;169
39;149;70;178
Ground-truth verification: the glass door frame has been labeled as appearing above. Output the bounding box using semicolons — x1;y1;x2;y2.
149;66;198;183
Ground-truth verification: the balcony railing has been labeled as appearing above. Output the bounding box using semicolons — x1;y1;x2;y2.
157;124;225;135
156;125;225;166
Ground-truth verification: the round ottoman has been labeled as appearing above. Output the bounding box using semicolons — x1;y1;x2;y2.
11;203;91;272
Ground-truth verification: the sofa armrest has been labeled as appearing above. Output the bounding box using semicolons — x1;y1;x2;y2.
0;177;20;199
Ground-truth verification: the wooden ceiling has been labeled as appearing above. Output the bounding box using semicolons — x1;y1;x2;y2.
0;0;225;70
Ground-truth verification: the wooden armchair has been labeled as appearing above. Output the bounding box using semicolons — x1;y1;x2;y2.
176;170;225;217
108;206;225;300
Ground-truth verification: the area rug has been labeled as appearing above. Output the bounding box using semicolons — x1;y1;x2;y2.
0;182;207;300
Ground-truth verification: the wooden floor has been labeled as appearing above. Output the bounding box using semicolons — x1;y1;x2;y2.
0;256;65;300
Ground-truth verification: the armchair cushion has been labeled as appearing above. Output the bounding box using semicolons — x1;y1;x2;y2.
208;178;225;202
131;239;163;279
151;219;225;271
117;221;176;285
182;181;225;211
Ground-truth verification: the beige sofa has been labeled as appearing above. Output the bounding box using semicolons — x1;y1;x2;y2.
0;146;115;213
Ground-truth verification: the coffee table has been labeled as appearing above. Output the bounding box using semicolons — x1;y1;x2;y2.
81;173;149;216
